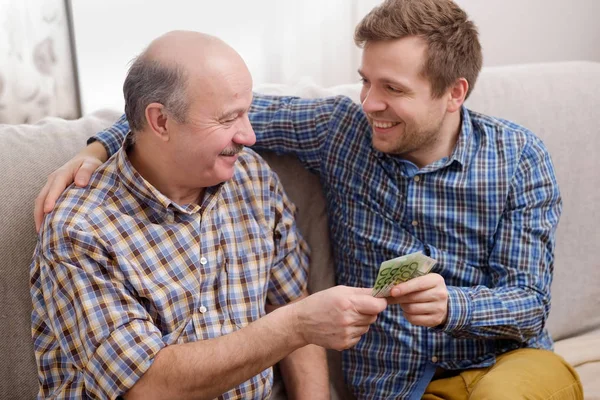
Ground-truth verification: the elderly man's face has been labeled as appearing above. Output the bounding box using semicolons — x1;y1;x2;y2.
167;62;255;188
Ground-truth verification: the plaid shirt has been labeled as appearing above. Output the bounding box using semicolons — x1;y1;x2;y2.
92;95;561;399
30;142;308;399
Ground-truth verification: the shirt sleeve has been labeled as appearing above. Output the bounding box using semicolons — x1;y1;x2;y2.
31;224;164;399
250;94;358;173
265;169;310;306
439;136;562;342
88;113;130;158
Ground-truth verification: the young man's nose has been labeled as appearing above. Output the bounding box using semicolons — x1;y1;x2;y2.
361;87;386;114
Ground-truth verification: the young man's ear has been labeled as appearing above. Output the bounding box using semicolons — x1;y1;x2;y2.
145;103;170;141
446;78;469;113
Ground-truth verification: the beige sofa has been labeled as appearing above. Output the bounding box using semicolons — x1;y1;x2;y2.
1;61;599;399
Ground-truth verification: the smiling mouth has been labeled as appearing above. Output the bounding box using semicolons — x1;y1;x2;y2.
372;120;400;130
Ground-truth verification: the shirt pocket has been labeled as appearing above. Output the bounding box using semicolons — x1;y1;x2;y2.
224;247;271;330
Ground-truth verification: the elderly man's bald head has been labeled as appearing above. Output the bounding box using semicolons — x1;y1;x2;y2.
123;30;249;133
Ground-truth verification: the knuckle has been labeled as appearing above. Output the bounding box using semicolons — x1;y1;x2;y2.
341;315;354;327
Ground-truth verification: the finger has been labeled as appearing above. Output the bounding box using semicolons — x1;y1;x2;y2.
351;312;379;327
43;171;73;213
339;335;363;350
392;288;443;304
400;302;441;316
403;309;447;327
349;324;371;338
34;179;53;232
352;295;387;315
390;274;442;297
74;160;97;187
349;287;378;296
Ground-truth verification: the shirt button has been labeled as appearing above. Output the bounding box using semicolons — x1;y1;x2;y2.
431;356;438;363
413;175;421;182
199;306;207;313
200;257;207;265
412;220;419;227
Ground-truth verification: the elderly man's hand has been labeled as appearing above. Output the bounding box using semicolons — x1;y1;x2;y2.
293;286;387;351
34;141;108;232
387;273;449;327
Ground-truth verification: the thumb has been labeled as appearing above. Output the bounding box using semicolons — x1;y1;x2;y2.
351;293;387;315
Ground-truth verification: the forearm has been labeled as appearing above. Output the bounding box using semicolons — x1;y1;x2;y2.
124;305;305;400
83;140;109;162
278;345;329;400
266;295;329;399
249;94;346;172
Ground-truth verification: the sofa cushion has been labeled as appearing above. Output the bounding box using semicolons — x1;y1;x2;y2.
0;110;124;398
554;330;600;400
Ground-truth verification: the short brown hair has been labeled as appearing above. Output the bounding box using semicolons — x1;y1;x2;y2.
355;0;482;99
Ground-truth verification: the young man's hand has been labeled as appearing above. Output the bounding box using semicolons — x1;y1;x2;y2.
387;274;449;327
34;141;108;231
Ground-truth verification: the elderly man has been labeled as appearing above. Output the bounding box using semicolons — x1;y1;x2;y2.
30;31;388;400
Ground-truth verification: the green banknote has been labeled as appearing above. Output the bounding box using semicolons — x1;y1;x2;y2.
371;251;437;298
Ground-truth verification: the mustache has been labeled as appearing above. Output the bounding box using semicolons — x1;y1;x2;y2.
220;144;244;156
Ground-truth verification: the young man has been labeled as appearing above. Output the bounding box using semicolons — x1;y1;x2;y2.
30;31;388;399
35;1;583;398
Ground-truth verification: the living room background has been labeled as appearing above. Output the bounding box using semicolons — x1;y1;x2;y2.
70;0;599;115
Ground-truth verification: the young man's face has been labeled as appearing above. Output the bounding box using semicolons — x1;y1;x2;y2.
359;36;450;162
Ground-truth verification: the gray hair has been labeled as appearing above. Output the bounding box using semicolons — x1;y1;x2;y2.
123;55;189;134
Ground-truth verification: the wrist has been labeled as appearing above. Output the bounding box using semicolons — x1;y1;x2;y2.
285;301;310;348
85;140;109;162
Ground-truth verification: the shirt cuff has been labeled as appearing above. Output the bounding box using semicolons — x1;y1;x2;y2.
88;113;129;158
84;319;164;398
436;286;472;334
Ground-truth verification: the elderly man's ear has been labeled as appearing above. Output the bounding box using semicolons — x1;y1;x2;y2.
145;103;170;141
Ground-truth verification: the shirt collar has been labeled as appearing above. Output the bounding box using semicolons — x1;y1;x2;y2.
114;134;204;215
448;106;474;169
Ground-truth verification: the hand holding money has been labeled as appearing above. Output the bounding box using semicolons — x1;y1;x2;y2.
372;252;449;327
372;252;437;298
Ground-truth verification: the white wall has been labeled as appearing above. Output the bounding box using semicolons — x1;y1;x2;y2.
71;0;600;114
71;0;362;114
455;0;600;67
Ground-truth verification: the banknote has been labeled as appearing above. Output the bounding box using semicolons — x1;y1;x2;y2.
371;251;437;298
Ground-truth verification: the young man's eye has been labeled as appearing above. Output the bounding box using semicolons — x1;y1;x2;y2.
359;77;370;85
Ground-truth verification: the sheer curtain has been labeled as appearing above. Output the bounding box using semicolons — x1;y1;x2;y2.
71;0;382;113
247;0;364;87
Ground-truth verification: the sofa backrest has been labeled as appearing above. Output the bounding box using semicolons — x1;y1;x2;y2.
465;62;600;341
